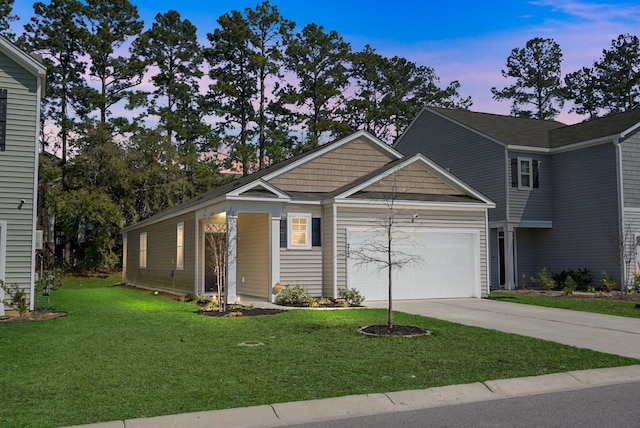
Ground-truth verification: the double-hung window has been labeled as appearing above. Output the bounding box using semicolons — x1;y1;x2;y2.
288;213;312;249
176;222;184;270
139;232;147;268
517;157;532;190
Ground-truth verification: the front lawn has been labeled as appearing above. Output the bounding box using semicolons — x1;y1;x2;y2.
1;275;637;428
490;291;640;318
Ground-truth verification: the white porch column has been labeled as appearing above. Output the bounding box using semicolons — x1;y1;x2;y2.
270;216;281;302
226;214;238;304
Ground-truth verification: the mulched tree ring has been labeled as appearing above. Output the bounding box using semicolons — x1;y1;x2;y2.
359;325;430;338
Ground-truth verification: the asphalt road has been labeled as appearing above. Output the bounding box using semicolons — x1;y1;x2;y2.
285;382;640;428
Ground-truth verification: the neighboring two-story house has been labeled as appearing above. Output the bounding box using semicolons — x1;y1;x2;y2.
395;106;640;290
0;36;47;315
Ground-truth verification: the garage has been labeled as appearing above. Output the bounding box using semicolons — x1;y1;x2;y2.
347;229;480;300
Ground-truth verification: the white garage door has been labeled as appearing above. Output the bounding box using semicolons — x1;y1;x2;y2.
347;229;480;300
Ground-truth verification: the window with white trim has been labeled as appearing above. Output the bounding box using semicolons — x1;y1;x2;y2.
517;157;532;190
176;222;184;270
288;213;312;249
139;232;147;268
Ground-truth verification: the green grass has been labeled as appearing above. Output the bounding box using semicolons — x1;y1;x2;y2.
490;291;640;318
1;275;637;428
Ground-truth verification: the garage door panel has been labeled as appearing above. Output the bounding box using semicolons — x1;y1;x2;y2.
347;229;479;300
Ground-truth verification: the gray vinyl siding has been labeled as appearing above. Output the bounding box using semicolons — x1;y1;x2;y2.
322;204;335;296
125;212;196;294
535;143;621;283
336;206;489;295
508;153;553;223
279;205;323;296
621;132;640;208
237;212;270;298
515;228;535;287
0;50;39;305
623;208;640;279
394;109;507;221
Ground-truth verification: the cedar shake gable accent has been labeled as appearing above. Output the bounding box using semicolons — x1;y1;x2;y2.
122;131;400;231
267;136;397;193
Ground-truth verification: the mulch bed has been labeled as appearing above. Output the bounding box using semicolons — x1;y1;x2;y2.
359;324;428;337
495;289;640;301
0;309;67;323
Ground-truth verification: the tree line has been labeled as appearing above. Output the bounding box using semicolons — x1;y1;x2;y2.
2;1;639;271
492;35;640;120
3;0;470;270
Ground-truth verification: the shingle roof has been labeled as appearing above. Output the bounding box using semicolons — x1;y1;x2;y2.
549;109;640;148
427;107;566;148
121;139;337;232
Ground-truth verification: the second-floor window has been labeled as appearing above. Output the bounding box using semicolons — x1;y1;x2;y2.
511;157;539;190
518;158;532;190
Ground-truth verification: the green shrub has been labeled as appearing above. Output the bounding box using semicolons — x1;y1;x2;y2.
630;272;640;293
1;281;29;316
552;269;593;291
562;276;576;296
531;268;555;290
275;284;308;306
337;288;365;306
183;293;197;302
601;271;617;292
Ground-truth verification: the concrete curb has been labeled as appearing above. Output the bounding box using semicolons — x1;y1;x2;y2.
63;365;640;428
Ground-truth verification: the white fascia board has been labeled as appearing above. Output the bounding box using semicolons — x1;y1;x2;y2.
225;195;291;203
261;131;402;182
0;36;46;78
227;179;290;199
621;122;640;138
334;198;494;211
507;145;550;154
333;153;494;206
550;135;617;154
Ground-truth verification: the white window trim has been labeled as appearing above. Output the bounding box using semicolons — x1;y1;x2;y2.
176;222;184;271
517;157;533;190
288;213;312;250
139;232;147;268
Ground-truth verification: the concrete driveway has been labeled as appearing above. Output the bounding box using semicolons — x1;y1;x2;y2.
365;298;640;359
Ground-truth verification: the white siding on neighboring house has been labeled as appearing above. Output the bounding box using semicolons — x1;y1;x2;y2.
622;133;640;208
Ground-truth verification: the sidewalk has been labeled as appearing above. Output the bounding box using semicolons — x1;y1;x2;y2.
66;365;640;428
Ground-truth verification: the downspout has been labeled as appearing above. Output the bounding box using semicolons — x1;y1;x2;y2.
333;203;338;298
485;209;490;296
30;75;44;311
614;138;625;289
194;214;200;295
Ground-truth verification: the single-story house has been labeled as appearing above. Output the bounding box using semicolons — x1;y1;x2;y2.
122;131;494;302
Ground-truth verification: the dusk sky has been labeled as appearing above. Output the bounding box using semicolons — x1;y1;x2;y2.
12;0;640;124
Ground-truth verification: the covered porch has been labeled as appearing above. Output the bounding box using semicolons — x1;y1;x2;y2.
196;202;284;303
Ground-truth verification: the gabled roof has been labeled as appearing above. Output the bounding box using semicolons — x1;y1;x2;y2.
0;36;46;82
419;107;565;148
549;109;640;148
122;131;401;231
331;154;495;207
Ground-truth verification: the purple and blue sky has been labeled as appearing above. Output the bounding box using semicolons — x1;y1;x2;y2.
12;0;640;124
